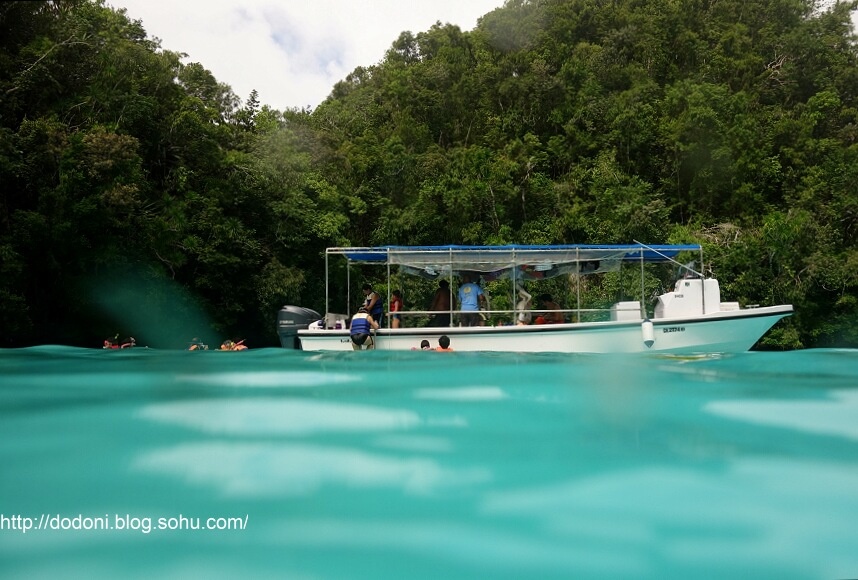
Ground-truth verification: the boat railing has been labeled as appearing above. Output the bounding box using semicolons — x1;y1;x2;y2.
377;306;643;327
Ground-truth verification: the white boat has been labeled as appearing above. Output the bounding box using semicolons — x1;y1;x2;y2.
277;243;793;353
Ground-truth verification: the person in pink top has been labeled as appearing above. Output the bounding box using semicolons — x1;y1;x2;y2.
390;289;403;328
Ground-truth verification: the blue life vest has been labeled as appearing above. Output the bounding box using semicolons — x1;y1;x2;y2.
365;292;384;319
350;313;371;335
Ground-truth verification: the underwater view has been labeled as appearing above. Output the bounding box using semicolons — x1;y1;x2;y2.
1;346;857;579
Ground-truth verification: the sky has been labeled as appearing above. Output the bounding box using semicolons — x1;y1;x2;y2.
110;0;504;112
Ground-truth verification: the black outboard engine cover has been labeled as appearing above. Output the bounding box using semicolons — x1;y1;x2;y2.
277;305;321;349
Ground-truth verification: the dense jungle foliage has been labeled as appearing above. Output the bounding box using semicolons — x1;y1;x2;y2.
1;0;857;348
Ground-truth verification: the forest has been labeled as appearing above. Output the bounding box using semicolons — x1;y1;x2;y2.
1;0;856;348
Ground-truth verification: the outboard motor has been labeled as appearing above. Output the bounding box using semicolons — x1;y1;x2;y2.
277;305;321;349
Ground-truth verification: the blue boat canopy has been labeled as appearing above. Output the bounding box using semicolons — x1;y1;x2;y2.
329;244;701;280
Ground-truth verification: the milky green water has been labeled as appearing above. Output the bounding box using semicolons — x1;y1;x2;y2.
1;347;857;579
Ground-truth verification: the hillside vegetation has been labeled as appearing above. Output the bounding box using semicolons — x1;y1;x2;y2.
1;0;856;347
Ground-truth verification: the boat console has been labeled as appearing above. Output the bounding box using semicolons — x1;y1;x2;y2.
655;278;722;318
610;301;642;321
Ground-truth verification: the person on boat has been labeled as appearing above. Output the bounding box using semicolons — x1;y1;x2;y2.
429;279;455;327
458;273;487;327
350;306;379;350
516;284;533;325
390;289;404;329
362;284;385;327
436;335;453;351
535;294;564;324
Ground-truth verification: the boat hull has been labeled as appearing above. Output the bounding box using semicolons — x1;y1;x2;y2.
297;305;793;353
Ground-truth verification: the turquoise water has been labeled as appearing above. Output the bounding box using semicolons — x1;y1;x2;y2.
1;347;857;579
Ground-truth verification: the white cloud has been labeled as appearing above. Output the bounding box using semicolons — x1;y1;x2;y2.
109;0;503;111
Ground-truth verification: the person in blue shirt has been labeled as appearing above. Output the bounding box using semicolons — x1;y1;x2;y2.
457;272;487;327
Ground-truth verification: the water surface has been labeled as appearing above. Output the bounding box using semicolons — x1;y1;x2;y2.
1;347;857;579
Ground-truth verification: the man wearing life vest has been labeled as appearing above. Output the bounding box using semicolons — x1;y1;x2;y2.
361;284;385;327
350;307;379;350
